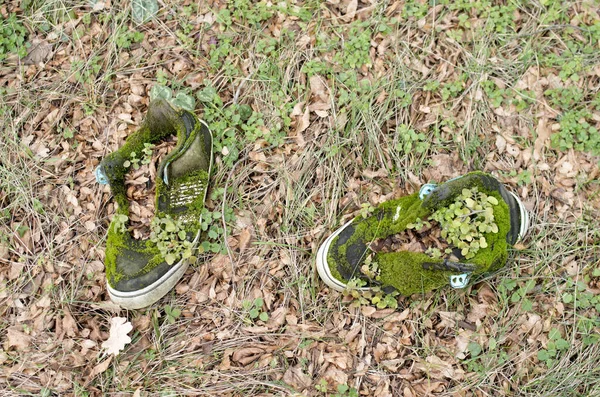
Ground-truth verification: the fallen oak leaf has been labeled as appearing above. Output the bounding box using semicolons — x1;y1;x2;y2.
296;107;310;134
7;327;32;351
86;356;113;384
101;317;133;357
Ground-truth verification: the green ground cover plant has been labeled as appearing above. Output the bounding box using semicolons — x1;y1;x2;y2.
0;13;29;61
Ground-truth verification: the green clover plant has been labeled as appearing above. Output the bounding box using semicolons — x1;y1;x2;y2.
409;187;500;260
150;215;194;265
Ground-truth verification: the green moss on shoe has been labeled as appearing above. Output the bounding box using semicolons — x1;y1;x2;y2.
327;172;513;295
327;193;427;282
376;191;510;295
105;222;162;286
377;251;453;295
101;99;188;216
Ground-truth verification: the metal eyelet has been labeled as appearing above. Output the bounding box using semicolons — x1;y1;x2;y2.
450;273;470;289
419;183;437;199
95;166;109;185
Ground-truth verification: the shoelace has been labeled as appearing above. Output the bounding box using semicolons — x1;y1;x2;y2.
422;259;475;273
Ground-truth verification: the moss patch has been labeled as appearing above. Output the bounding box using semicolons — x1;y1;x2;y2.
105;222;162;285
327;172;513;295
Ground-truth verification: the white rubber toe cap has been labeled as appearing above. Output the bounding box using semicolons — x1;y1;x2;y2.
509;191;530;242
316;219;370;292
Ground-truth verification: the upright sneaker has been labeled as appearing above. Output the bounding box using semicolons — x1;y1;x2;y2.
316;172;530;295
96;99;213;309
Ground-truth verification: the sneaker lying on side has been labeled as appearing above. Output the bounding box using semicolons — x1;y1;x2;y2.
316;172;530;295
96;99;213;309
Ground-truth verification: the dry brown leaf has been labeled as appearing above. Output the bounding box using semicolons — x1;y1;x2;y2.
84;220;96;231
62;310;78;338
238;228;252;252
232;347;264;366
414;356;456;379
496;134;506;154
283;366;312;390
363;168;388;179
438;311;458;328
413;381;445;394
344;323;362;343
0;241;9;259
323;365;349;386
381;358;404;372
361;305;377;316
267;307;288;329
23;41;53;65
466;303;490;325
309;75;329;103
88;356;112;380
340;0;358;22
6;327;32;351
373;343;387;362
297;107;310;134
290;101;305;117
455;329;473;359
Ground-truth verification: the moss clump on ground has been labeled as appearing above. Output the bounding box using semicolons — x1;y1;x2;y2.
327;172;513;295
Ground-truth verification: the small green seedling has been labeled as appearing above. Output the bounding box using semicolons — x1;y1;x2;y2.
112;214;129;234
343;256;399;309
124;143;154;169
409;187;500;260
334;384;359;397
131;0;158;23
242;297;269;322
123;151;141;169
315;379;328;393
164;305;181;324
537;328;570;368
150;84;196;112
141;143;154;165
150;215;194;265
0;13;29;61
359;202;375;219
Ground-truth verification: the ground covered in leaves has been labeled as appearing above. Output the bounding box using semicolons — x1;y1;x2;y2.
1;0;600;396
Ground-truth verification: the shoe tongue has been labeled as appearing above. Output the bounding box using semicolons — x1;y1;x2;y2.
146;99;179;137
163;122;210;186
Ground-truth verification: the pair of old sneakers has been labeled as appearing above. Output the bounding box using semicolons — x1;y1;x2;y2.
97;101;529;309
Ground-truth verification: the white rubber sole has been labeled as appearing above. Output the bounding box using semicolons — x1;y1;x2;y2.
508;191;530;242
107;254;191;310
107;120;213;310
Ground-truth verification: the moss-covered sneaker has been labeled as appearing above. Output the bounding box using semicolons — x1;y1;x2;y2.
316;172;530;295
96;99;213;309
